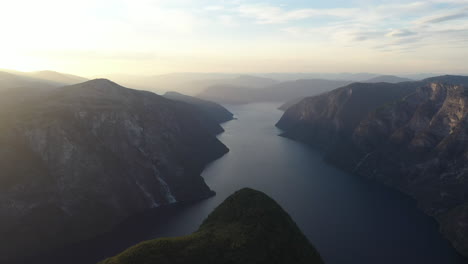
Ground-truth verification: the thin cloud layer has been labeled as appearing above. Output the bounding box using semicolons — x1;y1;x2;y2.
0;0;467;75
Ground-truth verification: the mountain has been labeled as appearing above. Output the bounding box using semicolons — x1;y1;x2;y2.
0;79;229;262
365;75;413;83
163;91;234;123
28;70;88;84
226;74;278;88
258;72;378;81
99;188;323;264
198;79;351;105
0;70;62;91
0;69;87;85
0;71;64;108
276;75;468;257
278;97;305;111
276;81;419;147
0;69;88;107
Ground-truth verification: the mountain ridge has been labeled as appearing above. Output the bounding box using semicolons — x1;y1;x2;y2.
98;188;324;264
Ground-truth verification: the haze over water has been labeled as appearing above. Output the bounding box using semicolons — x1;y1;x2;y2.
37;103;465;264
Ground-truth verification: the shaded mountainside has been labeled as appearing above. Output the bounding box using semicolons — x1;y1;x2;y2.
276;75;468;257
198;79;350;105
163;91;234;123
0;79;229;262
99;188;323;264
277;81;419;148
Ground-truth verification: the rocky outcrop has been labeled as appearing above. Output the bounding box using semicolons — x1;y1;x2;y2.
163;91;234;124
276;75;468;257
98;188;324;264
0;79;229;262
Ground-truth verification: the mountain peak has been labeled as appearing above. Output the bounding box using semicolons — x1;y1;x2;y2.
66;78;125;91
49;78;152;104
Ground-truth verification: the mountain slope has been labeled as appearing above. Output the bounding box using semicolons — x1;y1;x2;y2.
349;82;468;255
99;188;323;264
0;79;228;262
276;75;468;257
163;91;234;123
277;82;419;148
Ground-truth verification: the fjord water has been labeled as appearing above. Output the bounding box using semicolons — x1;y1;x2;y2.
40;103;464;264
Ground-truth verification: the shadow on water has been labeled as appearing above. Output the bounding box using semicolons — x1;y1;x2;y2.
31;103;465;264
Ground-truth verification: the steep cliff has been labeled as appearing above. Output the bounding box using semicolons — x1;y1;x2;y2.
0;79;229;261
98;188;324;264
276;75;468;257
277;82;419;149
350;82;468;256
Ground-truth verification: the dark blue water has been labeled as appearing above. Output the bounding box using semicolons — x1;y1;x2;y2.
38;103;465;264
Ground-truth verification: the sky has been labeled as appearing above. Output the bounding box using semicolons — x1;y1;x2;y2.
1;0;468;77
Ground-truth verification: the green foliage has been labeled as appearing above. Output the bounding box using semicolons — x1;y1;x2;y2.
99;188;323;264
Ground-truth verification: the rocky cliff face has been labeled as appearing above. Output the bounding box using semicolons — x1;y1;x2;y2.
349;82;468;255
99;188;324;264
276;75;468;257
0;79;229;261
277;82;419;149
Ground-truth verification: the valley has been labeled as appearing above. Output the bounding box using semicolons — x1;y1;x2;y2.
30;103;465;264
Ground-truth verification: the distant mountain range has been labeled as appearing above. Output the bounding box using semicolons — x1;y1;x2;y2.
0;69;87;88
93;72;446;96
198;79;352;105
94;73;277;95
0;69;89;109
364;75;413;83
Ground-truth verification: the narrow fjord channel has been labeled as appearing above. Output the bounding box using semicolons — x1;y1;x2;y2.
38;103;464;264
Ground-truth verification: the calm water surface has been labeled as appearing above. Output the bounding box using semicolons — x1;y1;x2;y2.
39;103;465;264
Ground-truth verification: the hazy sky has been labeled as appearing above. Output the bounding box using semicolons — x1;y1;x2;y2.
1;0;468;76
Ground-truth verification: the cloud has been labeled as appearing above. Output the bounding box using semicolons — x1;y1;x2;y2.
218;15;239;27
3;0;468;75
353;31;387;41
424;11;468;23
266;0;468;54
386;29;418;37
236;4;358;24
205;5;225;11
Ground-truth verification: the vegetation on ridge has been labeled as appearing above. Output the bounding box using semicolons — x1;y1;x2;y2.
99;188;323;264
